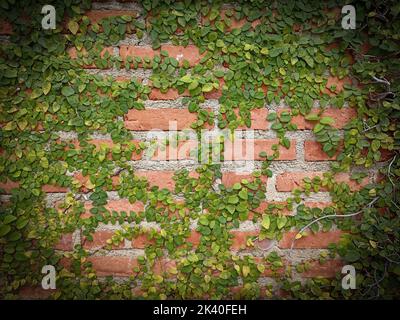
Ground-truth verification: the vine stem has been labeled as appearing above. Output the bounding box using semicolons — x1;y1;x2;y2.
290;197;380;249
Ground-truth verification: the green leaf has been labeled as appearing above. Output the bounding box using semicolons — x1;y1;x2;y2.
68;20;79;35
43;82;51;95
62;87;75;97
262;215;270;230
228;195;239;204
277;216;287;229
202;83;214;92
305;113;320;121
0;225;11;237
320;117;334;125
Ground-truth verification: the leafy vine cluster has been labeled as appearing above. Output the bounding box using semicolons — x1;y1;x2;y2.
0;0;399;299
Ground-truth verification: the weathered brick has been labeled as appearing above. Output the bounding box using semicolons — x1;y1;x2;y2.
124;109;200;130
324;76;352;96
0;180;67;194
85;10;138;24
82;230;124;250
289;108;357;130
278;230;343;249
221;172;267;186
304;140;341;161
68;47;114;68
82;199;144;219
119;45;159;62
151;140;198;161
149;88;189;100
88;256;139;277
0;19;12;35
224;139;296;161
134;170;197;190
54;233;73;251
302;259;343;278
160;44;204;66
275;172;368;192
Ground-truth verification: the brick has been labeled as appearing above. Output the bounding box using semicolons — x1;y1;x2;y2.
224;108;268;130
304;140;341;161
73;172;120;193
85;10;138;24
68;47;114;68
88;256;139;277
254;257;286;276
230;230;258;250
302;259;343;278
54;233;73;251
19;286;55;300
278;230;343;249
275;172;368;192
151;140;198;161
254;201;292;216
204;78;225;99
82;199;144;219
77;139;143;160
83;230;124;250
0;19;12;35
221;172;267;186
149;88;189;100
124;109;200;130
134;170;198;191
324;76;352;96
303;201;333;210
289;108;357;130
0;180;67;194
224;139;296;161
160;44;204;66
119;45;159;63
202;9;261;31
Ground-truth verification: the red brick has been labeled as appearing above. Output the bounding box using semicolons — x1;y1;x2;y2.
204;78;225;99
19;286;55;300
221;172;267;186
304;140;341;161
119;45;159;62
324;76;352;96
202;9;261;31
302;259;343;278
160;44;204;66
70;139;142;160
54;233;73;251
275;172;368;192
149;88;189;100
278;230;343;249
68;47;114;68
289;108;357;130
85;10;138;24
303;201;333;210
124;109;200;130
83;230;124;250
230;230;258;250
88;256;138;277
151;140;198;161
254;201;292;216
224;139;296;161
0;19;12;35
82;199;144;219
0;180;67;194
134;170;179;190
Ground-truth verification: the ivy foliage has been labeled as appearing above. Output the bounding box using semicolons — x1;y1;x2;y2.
0;0;399;299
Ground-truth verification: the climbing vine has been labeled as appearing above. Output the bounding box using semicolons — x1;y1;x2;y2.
0;0;399;299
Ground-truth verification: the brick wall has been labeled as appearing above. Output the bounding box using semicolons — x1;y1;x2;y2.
0;1;373;299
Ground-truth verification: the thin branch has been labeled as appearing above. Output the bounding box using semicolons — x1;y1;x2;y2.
290;197;379;249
